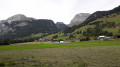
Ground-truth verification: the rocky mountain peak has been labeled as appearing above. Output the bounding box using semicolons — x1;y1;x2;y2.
75;13;90;19
68;13;91;27
7;14;28;22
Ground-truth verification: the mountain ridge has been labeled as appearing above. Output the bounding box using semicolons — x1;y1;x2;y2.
56;22;68;31
0;14;59;39
63;5;120;34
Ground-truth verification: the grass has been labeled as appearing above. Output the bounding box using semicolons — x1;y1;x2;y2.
0;44;120;67
91;13;120;24
56;36;69;41
0;40;120;50
44;33;58;38
74;34;83;38
0;40;120;67
73;13;120;36
73;25;96;34
103;27;120;35
30;33;43;38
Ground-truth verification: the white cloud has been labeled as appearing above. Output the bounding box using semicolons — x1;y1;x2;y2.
0;0;120;24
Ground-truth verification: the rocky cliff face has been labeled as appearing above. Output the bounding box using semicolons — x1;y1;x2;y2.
7;14;27;21
0;14;59;39
68;13;90;27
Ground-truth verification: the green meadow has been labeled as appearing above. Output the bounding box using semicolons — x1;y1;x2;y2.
0;40;120;67
0;40;120;50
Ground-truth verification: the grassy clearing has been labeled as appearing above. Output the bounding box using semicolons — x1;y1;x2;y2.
103;27;120;35
73;25;96;34
0;40;120;67
30;33;43;38
0;40;120;50
0;45;120;67
44;33;58;38
56;36;69;40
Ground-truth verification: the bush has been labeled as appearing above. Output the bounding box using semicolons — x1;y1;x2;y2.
0;62;5;66
80;37;90;41
86;37;90;41
69;34;74;39
8;62;16;66
52;35;58;39
78;61;88;67
80;38;86;41
58;39;64;41
0;39;10;45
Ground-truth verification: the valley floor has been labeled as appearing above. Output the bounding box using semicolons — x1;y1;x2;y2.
0;40;120;67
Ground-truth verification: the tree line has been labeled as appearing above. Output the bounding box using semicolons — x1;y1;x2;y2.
0;39;10;45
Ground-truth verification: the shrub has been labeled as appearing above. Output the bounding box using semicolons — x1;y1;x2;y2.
80;38;86;41
8;62;16;66
86;37;90;41
80;37;90;41
0;62;5;66
52;35;58;39
78;61;88;67
0;39;10;45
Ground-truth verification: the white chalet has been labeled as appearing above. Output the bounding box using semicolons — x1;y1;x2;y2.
97;36;111;40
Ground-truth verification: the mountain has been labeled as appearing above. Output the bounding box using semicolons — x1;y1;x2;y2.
0;14;59;39
79;5;120;26
68;13;90;27
56;22;68;31
64;5;120;34
7;14;28;21
0;14;34;23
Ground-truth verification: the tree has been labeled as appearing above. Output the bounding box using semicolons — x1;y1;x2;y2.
0;39;10;45
69;34;73;39
93;26;103;36
86;37;90;41
119;28;120;34
53;35;58;39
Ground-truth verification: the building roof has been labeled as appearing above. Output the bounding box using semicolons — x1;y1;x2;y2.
98;36;105;37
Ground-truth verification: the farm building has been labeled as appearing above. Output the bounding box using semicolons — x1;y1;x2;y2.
97;36;111;40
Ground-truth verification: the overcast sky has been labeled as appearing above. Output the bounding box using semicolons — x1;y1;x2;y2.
0;0;120;24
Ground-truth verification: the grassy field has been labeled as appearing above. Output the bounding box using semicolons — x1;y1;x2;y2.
0;40;120;67
0;40;120;50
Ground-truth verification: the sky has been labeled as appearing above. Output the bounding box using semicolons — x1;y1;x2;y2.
0;0;120;24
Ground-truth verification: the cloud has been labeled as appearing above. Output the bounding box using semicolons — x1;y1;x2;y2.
0;0;120;24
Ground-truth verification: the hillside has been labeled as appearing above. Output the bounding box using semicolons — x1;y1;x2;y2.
0;14;59;39
72;11;120;39
36;5;120;41
63;5;120;34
